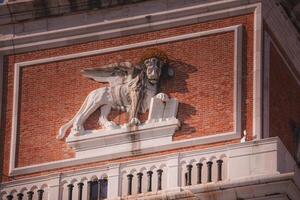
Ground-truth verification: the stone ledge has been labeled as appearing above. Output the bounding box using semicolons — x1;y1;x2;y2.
0;0;148;25
67;118;180;158
119;173;300;200
5;136;297;197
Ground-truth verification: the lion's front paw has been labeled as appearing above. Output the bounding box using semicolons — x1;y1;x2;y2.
155;93;169;102
70;126;83;136
127;117;141;127
104;121;119;130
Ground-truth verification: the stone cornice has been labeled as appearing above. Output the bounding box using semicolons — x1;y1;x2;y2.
0;0;148;25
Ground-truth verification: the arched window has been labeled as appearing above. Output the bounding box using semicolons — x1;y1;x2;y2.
89;178;108;200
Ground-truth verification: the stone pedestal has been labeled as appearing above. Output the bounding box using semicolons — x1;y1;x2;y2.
66;97;180;158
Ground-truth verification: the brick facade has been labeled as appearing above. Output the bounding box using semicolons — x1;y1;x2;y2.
269;42;300;157
1;14;254;181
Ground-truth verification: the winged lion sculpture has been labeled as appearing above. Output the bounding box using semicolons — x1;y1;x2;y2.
57;50;173;139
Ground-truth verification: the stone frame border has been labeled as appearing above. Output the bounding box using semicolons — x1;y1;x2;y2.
252;3;263;140
263;32;271;139
9;24;243;175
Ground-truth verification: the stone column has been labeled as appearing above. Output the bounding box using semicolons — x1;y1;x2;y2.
207;161;213;183
186;164;193;186
27;191;34;200
157;169;163;191
217;160;223;181
127;174;133;195
196;163;203;184
98;179;102;199
147;171;153;192
137;172;143;194
37;189;44;200
87;181;93;200
77;182;84;200
6;195;13;200
17;193;24;200
67;184;74;200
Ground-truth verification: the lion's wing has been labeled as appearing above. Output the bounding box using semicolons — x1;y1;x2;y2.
81;62;137;86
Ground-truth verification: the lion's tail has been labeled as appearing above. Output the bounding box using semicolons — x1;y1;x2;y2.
56;96;89;140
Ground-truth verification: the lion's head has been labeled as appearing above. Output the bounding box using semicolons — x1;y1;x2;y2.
140;49;173;84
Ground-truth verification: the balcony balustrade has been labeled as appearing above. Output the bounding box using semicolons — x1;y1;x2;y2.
1;137;299;200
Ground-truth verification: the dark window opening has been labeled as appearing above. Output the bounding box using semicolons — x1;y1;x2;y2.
90;179;108;200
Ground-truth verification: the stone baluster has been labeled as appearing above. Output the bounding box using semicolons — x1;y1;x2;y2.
67;184;74;200
147;171;153;192
207;161;213;183
17;193;24;200
186;164;193;186
37;189;44;200
100;179;108;199
27;191;34;200
127;174;133;195
77;182;84;200
157;169;163;191
196;163;203;184
137;172;143;194
184;172;188;186
87;181;93;200
98;179;102;199
217;160;223;181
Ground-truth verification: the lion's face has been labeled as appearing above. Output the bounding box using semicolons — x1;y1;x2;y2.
144;57;162;84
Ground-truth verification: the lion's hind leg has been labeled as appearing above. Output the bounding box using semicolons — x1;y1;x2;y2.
99;104;118;129
57;122;72;139
71;98;102;136
56;94;89;139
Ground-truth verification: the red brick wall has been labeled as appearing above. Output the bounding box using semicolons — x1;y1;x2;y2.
269;42;300;156
1;14;254;180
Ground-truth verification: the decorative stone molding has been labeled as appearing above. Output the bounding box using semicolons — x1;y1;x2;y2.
0;0;259;52
9;24;243;175
0;0;148;25
10;25;242;175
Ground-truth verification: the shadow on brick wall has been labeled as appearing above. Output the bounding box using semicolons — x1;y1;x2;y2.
0;56;10;182
161;59;198;137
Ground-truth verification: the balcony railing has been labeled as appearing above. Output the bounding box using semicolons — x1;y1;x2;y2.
0;137;298;200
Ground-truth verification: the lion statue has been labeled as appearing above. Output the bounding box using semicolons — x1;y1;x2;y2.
57;49;173;139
